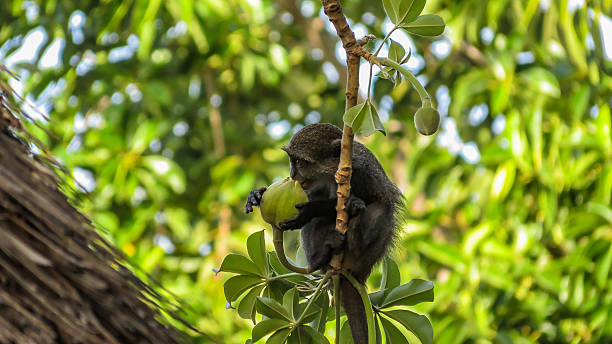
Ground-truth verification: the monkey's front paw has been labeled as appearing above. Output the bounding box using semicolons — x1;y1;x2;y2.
347;196;366;217
278;215;302;230
245;187;267;214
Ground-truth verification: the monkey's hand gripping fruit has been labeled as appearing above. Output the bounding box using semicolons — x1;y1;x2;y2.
260;177;308;228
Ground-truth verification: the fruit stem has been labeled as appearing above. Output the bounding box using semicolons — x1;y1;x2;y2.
377;57;431;107
272;225;311;274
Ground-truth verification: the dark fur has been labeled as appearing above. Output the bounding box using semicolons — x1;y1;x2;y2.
245;123;404;343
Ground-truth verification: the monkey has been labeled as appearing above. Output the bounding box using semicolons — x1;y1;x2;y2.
245;123;403;343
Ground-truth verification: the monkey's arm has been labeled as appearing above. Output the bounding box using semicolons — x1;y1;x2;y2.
277;199;336;230
245;187;267;213
278;195;366;230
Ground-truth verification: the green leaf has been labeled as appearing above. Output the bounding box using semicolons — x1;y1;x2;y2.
339;320;354;344
283;288;299;320
520;67;560;97
380;316;409;344
247;230;268;276
299;303;322;324
388;40;406;63
269;44;289;73
343;101;386;137
381;279;434;308
376;66;395;80
219;254;264;277
312;292;330;333
386;0;426;25
400;14;446;37
343;102;368;130
224;275;264;302
369;290;385;307
596;245;612;289
141;155;186;194
268;251;292;275
380;259;401;300
165;207;190;240
256;296;292;321
238;284;266;323
302;325;331;344
417;241;468;272
385;310;433;344
382;0;400;25
266;328;292;344
129;120;159;154
252;319;291;343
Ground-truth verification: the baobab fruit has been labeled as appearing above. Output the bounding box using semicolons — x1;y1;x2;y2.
260;177;308;227
414;106;441;135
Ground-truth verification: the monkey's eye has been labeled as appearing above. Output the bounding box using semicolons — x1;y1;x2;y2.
295;158;308;167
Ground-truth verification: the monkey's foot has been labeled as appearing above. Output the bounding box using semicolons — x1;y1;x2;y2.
347;196;366;217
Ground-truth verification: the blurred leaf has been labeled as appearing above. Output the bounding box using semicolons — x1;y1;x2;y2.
596;245;612;289
380;279;434;308
520;67;560;97
141;155;186;194
417;241;467;272
400;14;445;36
165;207;190;240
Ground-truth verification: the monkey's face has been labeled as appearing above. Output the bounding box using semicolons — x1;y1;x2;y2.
288;155;317;190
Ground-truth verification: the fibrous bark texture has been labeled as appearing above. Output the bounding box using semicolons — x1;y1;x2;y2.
0;69;186;344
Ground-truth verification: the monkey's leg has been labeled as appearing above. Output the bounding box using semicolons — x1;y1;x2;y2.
301;219;343;271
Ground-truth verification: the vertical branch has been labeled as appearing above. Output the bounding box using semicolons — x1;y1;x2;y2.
321;0;360;253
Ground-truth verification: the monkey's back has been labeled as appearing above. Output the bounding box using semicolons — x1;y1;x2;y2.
345;142;404;282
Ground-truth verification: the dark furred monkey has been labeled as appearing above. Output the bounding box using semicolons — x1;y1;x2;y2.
245;123;403;343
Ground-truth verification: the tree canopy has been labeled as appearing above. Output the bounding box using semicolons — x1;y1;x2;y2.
1;0;611;342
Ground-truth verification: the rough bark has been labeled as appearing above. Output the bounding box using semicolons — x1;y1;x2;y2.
320;1;370;343
0;68;199;343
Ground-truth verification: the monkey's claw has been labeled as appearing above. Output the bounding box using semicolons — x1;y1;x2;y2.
245;187;267;214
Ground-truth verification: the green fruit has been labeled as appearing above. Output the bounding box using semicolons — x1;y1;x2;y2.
414;106;441;135
260;177;308;227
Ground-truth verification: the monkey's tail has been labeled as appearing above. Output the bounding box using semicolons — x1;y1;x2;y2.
340;276;368;344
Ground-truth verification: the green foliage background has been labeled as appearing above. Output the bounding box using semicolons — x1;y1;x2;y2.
1;0;611;342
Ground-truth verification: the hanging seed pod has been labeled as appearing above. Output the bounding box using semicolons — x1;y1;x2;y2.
414;106;441;135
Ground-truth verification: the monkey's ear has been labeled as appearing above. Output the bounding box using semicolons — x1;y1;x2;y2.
331;139;342;157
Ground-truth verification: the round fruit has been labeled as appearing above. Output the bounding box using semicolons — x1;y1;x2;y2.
414;106;441;135
260;177;308;227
